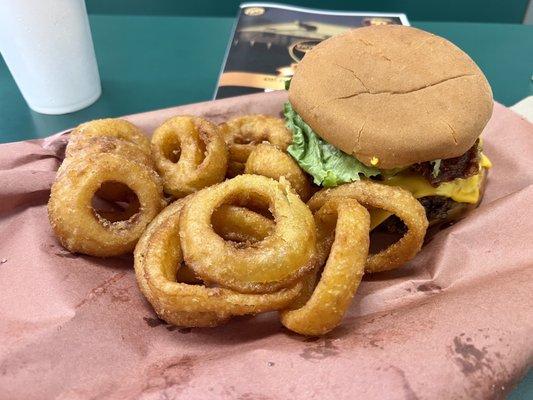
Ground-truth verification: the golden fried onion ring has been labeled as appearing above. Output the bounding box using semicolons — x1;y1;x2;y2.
176;204;275;285
61;136;157;217
68;118;151;156
134;199;304;327
48;153;165;257
280;198;370;335
151;116;228;197
245;143;312;201
307;180;428;273
180;175;316;293
219;115;292;175
65;135;155;169
63;120;156;210
211;204;274;243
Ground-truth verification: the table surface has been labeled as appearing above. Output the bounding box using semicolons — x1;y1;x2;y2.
0;15;532;143
0;14;531;398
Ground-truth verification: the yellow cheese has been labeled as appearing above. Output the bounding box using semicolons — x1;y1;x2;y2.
479;153;492;168
383;171;481;203
369;153;492;229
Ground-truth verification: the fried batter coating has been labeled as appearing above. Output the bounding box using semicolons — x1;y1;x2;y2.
245;143;312;201
281;198;369;335
308;181;428;272
49;153;165;257
180;175;316;293
219;115;292;177
151;116;228;197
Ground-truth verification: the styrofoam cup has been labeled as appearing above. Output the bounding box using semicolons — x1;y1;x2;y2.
0;0;101;114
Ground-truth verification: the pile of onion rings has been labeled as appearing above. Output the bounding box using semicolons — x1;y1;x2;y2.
48;113;429;335
134;176;314;327
48;118;165;257
135;173;427;334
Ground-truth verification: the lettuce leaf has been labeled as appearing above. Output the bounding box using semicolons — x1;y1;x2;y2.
284;102;380;187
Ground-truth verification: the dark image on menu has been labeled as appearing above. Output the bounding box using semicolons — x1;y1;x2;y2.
214;2;409;99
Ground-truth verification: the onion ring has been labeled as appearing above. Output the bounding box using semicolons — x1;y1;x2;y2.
48;153;165;257
174;203;275;282
175;203;275;283
63;121;156;211
65;135;155;169
61;136;157;214
180;175;316;293
307;180;428;272
68;118;151;156
151;116;228;197
219;115;292;175
134;199;304;327
211;204;274;243
245;143;312;201
280;198;370;335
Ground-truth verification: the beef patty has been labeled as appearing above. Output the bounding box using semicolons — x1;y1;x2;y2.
411;140;480;186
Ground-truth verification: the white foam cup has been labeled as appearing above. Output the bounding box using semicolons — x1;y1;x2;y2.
0;0;101;114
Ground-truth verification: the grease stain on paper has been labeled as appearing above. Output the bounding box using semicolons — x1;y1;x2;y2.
448;334;515;399
110;287;131;303
238;393;273;400
300;338;339;360
416;283;442;292
143;317;194;334
144;317;166;328
75;272;127;309
452;336;492;375
143;355;196;396
369;338;384;350
388;365;420;400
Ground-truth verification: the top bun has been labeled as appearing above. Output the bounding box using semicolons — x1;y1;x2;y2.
288;25;493;169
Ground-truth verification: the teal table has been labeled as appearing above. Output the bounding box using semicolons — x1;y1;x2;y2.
0;14;531;398
0;16;532;143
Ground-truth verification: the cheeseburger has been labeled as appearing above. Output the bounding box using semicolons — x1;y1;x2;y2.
285;25;493;230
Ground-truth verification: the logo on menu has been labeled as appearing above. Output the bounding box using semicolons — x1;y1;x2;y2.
244;7;265;16
288;40;322;63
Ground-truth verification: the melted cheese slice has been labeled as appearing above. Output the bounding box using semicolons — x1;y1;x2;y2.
369;153;492;229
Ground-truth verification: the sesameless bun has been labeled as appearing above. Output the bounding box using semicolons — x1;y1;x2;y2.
289;25;493;169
